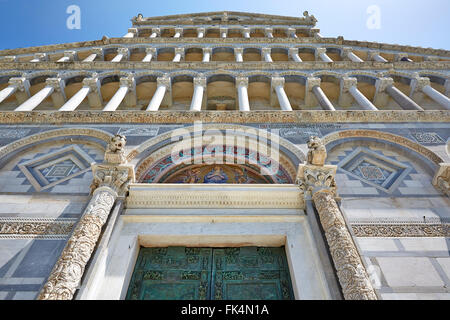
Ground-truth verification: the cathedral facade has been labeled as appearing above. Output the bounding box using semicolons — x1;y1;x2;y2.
0;11;449;300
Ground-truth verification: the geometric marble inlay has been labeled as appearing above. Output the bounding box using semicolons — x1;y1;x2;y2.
410;132;445;144
18;145;95;191
338;147;412;193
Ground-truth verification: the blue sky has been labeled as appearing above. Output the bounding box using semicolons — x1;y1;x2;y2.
0;0;449;50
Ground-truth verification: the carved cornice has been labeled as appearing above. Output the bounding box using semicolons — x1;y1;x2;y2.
0;218;76;239
0;111;448;125
351;223;450;237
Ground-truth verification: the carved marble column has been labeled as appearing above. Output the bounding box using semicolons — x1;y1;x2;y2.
38;135;135;300
0;77;30;105
297;137;378;300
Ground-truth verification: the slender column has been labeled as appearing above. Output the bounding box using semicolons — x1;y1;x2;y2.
37;135;134;300
111;48;129;62
150;28;160;38
57;51;78;62
0;77;30;105
271;77;292;111
385;85;423;110
265;28;274;38
202;48;212;62
297;137;378;300
316;48;333;62
411;77;450;109
190;77;207;111
341;47;363;62
289;48;302;62
310;28;321;38
15;77;64;111
103;76;135;111
197;28;205;38
174;28;183;38
262;48;273;62
445;80;450;97
220;27;227;38
236;77;250;111
84;76;103;108
142;48;156;62
313;86;335;110
374;77;394;107
243;28;250;38
173;48;184;62
123;28;137;38
147;77;171;111
368;51;388;63
30;53;48;63
307;77;334;110
288;28;298;38
83;48;104;62
340;77;377;110
235;48;244;62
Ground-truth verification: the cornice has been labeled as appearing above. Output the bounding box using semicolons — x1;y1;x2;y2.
1;37;449;57
0;110;448;124
1;61;449;71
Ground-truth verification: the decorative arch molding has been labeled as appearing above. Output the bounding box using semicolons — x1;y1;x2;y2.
322;130;444;166
166;70;202;79
97;70;132;81
381;70;417;80
203;69;239;78
312;70;345;79
0;71;26;79
128;124;305;183
343;70;380;79
0;128;113;167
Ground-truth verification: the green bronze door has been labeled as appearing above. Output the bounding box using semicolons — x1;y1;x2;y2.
126;246;294;300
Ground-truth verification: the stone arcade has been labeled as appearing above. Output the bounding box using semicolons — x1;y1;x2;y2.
0;11;449;300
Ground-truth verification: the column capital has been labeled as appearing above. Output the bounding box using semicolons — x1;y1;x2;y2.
151;28;161;36
119;75;136;90
234;47;244;55
306;77;321;91
309;28;320;37
8;77;30;92
288;48;299;56
63;50;78;61
271;77;285;89
262;47;272;56
117;47;130;56
202;47;212;54
82;76;101;92
0;56;17;62
91;47;104;57
33;53;48;61
367;51;380;60
410;77;431;94
197;27;205;34
128;28;138;34
264;27;273;35
157;76;171;90
45;77;65;92
315;47;327;59
193;77;207;88
174;47;185;57
220;27;228;33
242;27;250;34
340;77;357;93
432;163;450;197
236;76;248;88
174;27;184;35
375;77;394;92
287;27;296;35
145;47;157;55
340;47;353;58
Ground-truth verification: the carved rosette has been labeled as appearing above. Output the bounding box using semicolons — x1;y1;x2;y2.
37;189;116;300
313;192;377;300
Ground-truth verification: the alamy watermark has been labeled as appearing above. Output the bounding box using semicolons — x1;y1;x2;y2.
66;5;81;30
366;5;381;30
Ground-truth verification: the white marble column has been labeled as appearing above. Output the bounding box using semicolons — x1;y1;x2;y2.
368;51;388;63
150;28;160;38
59;76;101;111
340;78;377;110
142;48;156;62
235;48;244;62
220;27;228;38
123;28;137;38
30;53;48;63
0;77;30;105
316;48;333;62
15;78;64;111
111;48;129;62
243;28;251;38
147;77;171;111
57;51;78;62
262;48;273;62
341;47;363;62
306;77;335;110
288;28;298;38
265;28;274;38
103;76;135;111
190;77;207;111
197;28;205;38
411;77;450;110
289;48;302;62
272;77;292;111
236;77;250;111
174;28;183;38
382;81;423;110
173;48;184;62
83;48;104;62
202;48;212;62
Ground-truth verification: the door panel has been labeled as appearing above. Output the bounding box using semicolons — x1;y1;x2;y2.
126;246;294;300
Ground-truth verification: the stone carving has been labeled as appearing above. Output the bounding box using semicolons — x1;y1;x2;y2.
90;165;134;196
104;134;127;164
351;223;450;237
306;136;327;166
303;11;318;24
297;165;337;197
433;164;450;197
313;192;378;300
37;189;116;300
0;219;76;236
